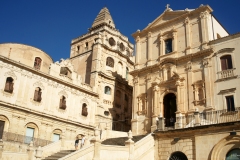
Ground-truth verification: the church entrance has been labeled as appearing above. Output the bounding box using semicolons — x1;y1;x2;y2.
163;93;176;127
169;151;188;160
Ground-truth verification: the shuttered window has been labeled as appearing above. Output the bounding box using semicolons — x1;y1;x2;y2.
4;77;14;93
226;95;235;111
220;55;233;70
33;87;42;102
59;96;67;110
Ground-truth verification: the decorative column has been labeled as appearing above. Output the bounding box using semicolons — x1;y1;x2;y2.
202;58;213;109
147;32;152;65
158;32;163;56
200;11;209;49
151;85;159;132
131;76;139;135
185;17;191;54
186;61;194;111
135;36;141;69
172;29;177;52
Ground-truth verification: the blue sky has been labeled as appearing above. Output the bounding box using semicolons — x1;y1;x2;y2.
1;0;240;62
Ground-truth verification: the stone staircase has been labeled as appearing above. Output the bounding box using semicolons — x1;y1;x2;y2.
101;134;147;146
43;150;75;160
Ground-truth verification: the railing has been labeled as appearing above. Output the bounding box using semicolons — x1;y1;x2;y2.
218;68;235;79
1;131;53;147
158;107;240;131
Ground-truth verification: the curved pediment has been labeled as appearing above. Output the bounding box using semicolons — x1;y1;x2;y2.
159;57;176;66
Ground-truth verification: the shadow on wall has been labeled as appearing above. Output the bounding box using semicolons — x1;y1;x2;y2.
85;53;92;84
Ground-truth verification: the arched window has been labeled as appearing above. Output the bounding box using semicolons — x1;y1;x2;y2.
104;86;111;95
33;87;42;102
106;57;114;67
126;67;129;80
4;77;14;93
59;96;67;110
82;103;88;116
34;57;42;70
165;39;172;54
220;55;233;70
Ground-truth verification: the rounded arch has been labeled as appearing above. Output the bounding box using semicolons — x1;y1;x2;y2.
211;135;240;160
169;151;188;160
52;129;62;142
0;115;10;131
25;122;39;139
226;148;240;160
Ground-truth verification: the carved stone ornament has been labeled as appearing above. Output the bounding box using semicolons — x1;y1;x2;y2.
202;58;209;67
4;70;17;80
200;12;205;19
148;32;152;38
186;61;192;71
133;76;138;84
58;90;68;98
185;17;189;24
135;36;140;43
33;81;45;90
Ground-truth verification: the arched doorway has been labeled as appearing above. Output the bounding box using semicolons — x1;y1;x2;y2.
226;148;240;160
169;151;188;160
163;93;177;127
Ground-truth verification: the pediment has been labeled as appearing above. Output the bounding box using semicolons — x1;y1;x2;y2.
144;11;188;30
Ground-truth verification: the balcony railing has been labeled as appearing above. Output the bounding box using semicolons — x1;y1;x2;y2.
157;107;240;131
218;68;235;79
0;131;53;147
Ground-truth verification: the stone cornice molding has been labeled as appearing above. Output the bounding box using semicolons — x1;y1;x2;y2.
130;48;213;76
0;100;95;130
0;56;98;98
132;5;213;38
209;32;240;45
212;48;235;57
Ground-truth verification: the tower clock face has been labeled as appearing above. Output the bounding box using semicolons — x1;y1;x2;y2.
109;37;116;46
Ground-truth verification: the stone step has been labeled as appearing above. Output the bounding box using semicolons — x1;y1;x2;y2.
43;150;75;160
101;134;147;146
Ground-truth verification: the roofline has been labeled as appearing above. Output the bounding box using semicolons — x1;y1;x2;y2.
210;13;230;35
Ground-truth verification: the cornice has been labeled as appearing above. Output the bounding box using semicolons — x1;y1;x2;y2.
0;55;99;97
130;48;213;75
132;5;213;38
209;32;240;45
0;100;95;130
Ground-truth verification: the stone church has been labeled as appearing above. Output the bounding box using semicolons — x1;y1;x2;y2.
0;4;240;160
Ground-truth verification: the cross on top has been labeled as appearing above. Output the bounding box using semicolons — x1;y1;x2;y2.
166;4;170;10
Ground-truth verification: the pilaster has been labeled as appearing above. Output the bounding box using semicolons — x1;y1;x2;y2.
135;36;141;69
147;32;152;65
185;17;191;54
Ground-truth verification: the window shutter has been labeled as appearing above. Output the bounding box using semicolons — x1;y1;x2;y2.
38;91;42;102
4;82;9;92
227;56;233;69
9;83;14;93
34;90;38;101
59;99;63;108
62;99;66;109
221;58;227;70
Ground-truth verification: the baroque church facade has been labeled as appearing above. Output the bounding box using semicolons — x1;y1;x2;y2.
0;4;240;160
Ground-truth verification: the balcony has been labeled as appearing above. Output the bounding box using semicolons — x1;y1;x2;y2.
157;107;240;131
217;68;236;79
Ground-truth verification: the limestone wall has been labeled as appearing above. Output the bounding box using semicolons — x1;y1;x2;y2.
0;43;53;74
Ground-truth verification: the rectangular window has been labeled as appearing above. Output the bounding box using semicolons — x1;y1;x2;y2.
165;39;172;54
25;127;34;144
52;133;60;142
0;121;5;139
226;95;235;111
